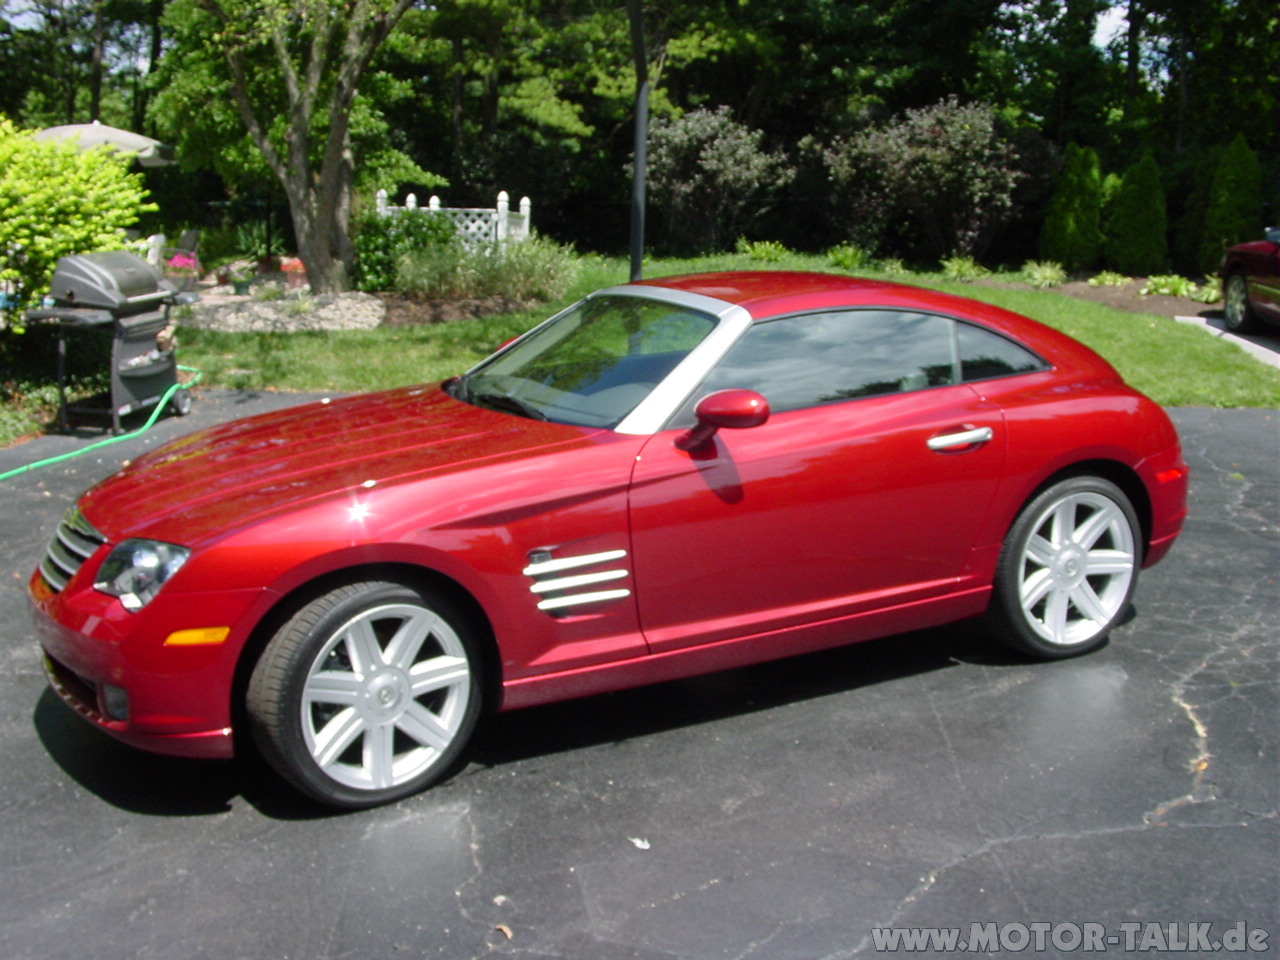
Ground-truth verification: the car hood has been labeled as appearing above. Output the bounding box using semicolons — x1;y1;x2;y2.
80;384;599;545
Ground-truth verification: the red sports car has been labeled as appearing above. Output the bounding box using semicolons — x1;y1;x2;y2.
30;272;1188;808
1220;227;1280;333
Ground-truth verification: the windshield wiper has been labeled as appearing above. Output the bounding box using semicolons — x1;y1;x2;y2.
470;391;549;421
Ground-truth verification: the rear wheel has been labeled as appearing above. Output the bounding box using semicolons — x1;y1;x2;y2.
247;580;482;808
986;476;1140;659
1223;272;1261;333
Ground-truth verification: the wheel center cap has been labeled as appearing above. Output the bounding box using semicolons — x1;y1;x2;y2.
360;669;409;721
1054;546;1086;586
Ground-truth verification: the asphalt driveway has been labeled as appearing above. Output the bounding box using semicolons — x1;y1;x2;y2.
1;394;1275;960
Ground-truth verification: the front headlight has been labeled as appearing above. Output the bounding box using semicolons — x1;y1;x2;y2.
94;540;190;612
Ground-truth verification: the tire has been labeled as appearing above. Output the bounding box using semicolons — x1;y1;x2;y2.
1223;271;1261;334
170;388;193;417
247;580;482;808
986;476;1140;659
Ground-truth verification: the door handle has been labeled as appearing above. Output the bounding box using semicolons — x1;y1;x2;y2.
927;426;993;451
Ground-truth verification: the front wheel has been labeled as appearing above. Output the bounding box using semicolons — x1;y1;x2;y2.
1223;272;1261;333
986;476;1140;659
247;580;483;808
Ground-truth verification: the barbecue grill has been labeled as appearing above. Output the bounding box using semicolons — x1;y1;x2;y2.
25;250;195;434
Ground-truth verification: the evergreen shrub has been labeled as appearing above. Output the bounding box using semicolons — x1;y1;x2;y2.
1105;151;1168;276
1038;143;1103;271
1198;134;1261;273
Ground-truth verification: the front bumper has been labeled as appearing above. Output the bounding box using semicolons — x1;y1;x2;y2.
29;570;272;760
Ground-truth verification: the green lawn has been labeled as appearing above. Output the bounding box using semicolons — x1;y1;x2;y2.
920;280;1280;408
5;252;1278;448
177;253;1280;409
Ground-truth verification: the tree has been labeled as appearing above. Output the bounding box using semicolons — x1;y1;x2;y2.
0;117;157;317
154;0;438;293
973;0;1114;149
1039;143;1104;271
0;0;165;132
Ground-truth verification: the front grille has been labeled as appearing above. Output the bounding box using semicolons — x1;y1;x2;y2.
39;507;106;593
43;653;102;721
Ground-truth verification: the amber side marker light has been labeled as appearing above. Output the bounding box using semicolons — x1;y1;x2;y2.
164;627;231;647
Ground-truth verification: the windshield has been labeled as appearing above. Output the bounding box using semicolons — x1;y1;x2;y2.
456;295;717;428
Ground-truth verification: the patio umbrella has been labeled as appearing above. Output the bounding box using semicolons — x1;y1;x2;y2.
33;120;175;167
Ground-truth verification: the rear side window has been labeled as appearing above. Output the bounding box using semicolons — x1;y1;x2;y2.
957;323;1046;381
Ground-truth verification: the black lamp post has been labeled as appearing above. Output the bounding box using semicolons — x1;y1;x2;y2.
626;0;648;282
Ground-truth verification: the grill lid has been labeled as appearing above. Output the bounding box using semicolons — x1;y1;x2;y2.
48;251;173;309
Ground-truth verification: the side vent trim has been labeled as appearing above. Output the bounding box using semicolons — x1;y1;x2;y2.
523;549;631;613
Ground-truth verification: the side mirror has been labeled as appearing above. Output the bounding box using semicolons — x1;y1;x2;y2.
675;389;770;451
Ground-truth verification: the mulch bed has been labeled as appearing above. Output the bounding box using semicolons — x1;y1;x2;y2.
976;277;1222;321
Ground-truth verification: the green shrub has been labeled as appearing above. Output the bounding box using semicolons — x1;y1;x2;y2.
1105;150;1168;276
647;106;795;253
395;236;579;302
282;292;317;316
1190;277;1223;304
473;236;580;301
1038;143;1104;271
736;238;790;262
1138;274;1221;304
234;220;286;262
253;282;286;301
1088;271;1130;287
1198;135;1262;273
1021;260;1067;289
942;256;990;282
353;207;457;292
1140;275;1196;297
0;118;157;323
823;97;1023;260
827;243;872;271
395;243;473;299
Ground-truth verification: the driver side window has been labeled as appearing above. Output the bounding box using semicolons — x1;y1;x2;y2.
689;310;957;416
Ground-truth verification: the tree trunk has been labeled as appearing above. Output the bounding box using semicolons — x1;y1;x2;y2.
89;0;105;119
206;0;414;295
1123;0;1146;116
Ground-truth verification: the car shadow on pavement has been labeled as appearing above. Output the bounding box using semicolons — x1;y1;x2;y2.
30;620;1034;819
31;689;336;820
465;620;1029;771
33;690;241;816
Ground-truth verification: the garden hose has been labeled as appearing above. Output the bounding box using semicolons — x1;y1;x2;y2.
0;365;202;483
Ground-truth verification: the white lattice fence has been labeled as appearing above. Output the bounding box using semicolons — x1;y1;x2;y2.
375;190;531;248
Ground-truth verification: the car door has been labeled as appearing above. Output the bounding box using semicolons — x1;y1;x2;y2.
1250;236;1280;322
627;309;1011;654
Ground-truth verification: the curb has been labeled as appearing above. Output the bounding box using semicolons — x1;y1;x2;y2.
1174;315;1280;369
